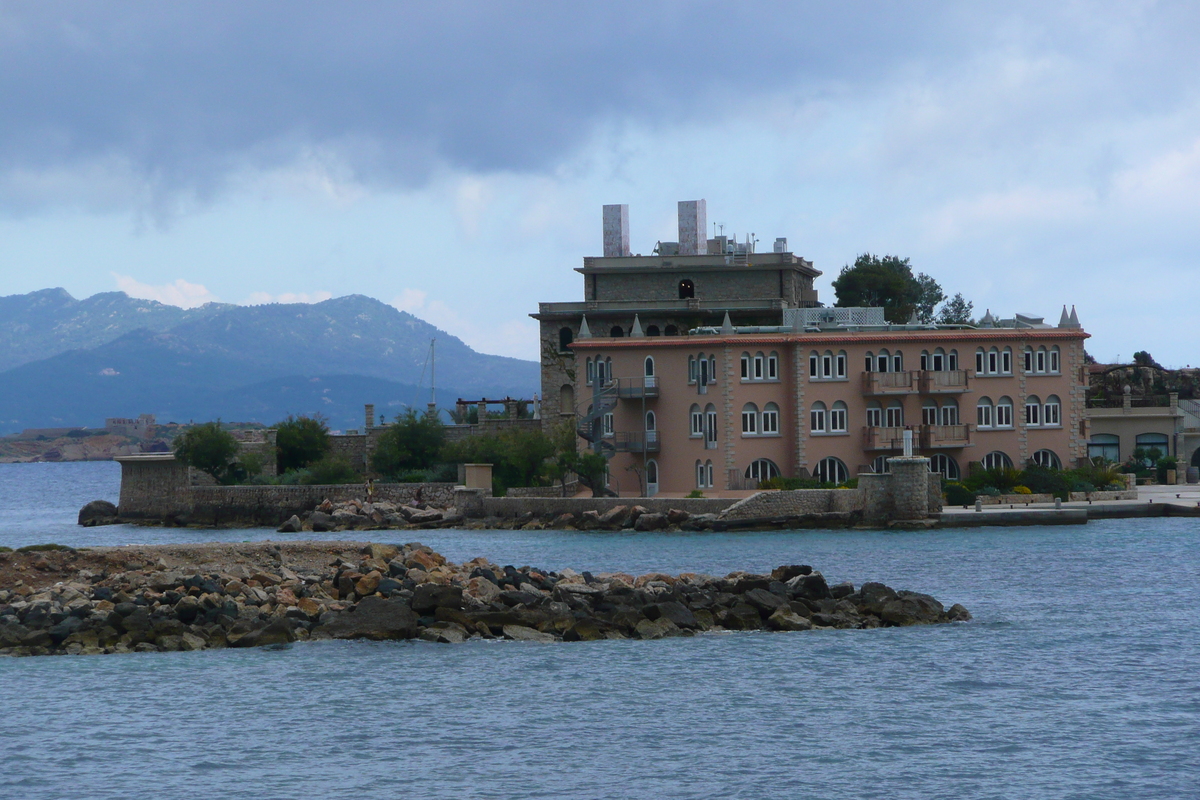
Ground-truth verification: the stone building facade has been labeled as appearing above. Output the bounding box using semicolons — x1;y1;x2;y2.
536;200;1090;497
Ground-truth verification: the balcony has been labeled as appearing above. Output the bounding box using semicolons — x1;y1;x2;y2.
861;371;915;395
611;430;660;453
615;376;659;399
920;424;973;449
918;369;970;394
863;426;907;451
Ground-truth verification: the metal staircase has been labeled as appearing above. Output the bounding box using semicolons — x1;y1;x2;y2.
577;383;618;455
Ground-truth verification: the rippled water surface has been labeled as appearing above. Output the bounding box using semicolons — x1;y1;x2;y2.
1;462;1198;799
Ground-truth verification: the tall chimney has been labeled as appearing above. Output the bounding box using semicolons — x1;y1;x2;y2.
602;204;630;257
364;404;375;429
678;199;707;255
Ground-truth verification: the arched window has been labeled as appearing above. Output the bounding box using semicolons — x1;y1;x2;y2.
977;397;994;428
929;454;960;480
689;404;703;437
885;401;904;428
695;460;707;488
893;350;903;372
830;401;848;433
558;327;573;352
645;460;659;496
745;458;781;484
767;351;779;380
705;459;714;488
1088;434;1120;462
644;356;655;378
1023;347;1034;373
922;400;938;425
664;325;679;336
749;351;762;380
1050;346;1061;374
740;352;750;380
741;402;759;435
605;357;613;385
645;410;656;432
865;351;875;372
920;350;930;370
762;403;780;434
678;279;695;299
810;401;827;433
1031;450;1060;469
939;398;959;425
809;351;819;378
823;350;834;378
1036;347;1047;374
705;404;718;447
813;457;848;485
610;325;624;338
646;325;661;337
1044;395;1061;427
877;349;890;373
996;397;1014;428
1025;395;1042;427
975;348;986;374
1135;433;1170;461
560;384;574;413
948;349;958;371
988;347;999;374
586;357;595;386
836;350;847;378
708;354;717;385
871;455;891;473
982;451;1013;470
688;355;697;384
866;400;882;428
932;348;946;372
1001;347;1013;374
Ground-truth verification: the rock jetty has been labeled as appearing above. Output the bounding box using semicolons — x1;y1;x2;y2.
0;541;970;657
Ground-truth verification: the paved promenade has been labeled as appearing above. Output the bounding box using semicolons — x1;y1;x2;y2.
937;483;1200;526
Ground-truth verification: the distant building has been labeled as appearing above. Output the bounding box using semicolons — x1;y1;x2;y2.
534;200;1089;496
105;414;156;439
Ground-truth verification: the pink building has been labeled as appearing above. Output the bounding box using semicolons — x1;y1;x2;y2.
535;201;1089;497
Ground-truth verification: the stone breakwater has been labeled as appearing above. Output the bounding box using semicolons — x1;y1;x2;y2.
0;541;970;657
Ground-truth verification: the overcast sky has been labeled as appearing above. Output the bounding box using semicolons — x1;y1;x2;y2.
1;1;1197;365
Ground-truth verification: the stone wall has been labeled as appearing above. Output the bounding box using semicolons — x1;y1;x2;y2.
481;496;732;519
186;483;456;526
720;489;861;520
118;458;192;519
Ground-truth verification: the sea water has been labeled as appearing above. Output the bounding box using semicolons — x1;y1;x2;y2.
0;462;1197;799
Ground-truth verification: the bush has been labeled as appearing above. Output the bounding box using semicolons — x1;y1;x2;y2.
1019;464;1071;499
944;482;975;506
299;456;360;485
1071;480;1096;493
441;426;555;495
979;486;1001;496
686;489;704;498
760;476;823;490
16;543;74;552
173;421;243;485
372;411;446;479
275;415;331;473
1011;485;1032;494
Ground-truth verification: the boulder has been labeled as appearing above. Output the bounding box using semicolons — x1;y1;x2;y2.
549;512;577;529
644;601;697;629
501;624;557;643
354;571;382;597
857;582;898;614
465;576;501;604
720;604;763;630
174;595;201;624
830;581;855;600
947;603;972;622
230;618;296;648
309;511;335;532
633;617;685;640
787;572;832;601
78;499;118;526
575;510;602;530
743;587;788;614
767;608;814;631
627;505;650;526
771;565;812;582
563;618;608;641
634;512;667;532
666;508;690;524
598;505;630;527
411;584;463;614
276;515;302;533
311;597;419;640
419;622;470;644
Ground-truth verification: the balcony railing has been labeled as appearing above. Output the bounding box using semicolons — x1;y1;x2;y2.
920;424;972;449
918;369;970;394
611;430;660;453
615;376;659;399
863;426;907;451
861;371;915;395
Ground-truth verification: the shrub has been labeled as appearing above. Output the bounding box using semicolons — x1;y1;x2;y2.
173;421;243;485
372;411;447;479
16;543;74;552
760;476;824;490
441;426;556;494
1011;485;1032;494
1071;480;1096;493
686;489;704;498
944;482;975;506
979;486;1001;496
1019;464;1071;499
274;415;331;473
299;455;360;485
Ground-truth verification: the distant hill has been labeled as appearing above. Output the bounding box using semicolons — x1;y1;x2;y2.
0;289;539;432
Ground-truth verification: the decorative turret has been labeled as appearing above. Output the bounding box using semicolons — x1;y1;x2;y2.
577;315;591;339
979;309;995;328
630;314;644;337
721;312;734;334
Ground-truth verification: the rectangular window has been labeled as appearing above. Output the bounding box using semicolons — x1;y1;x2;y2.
886;407;903;427
822;355;832;378
688;357;696;384
741;411;757;435
1024;350;1033;373
989;352;998;373
949;352;958;371
762;409;779;434
978;404;992;428
1050;350;1060;373
1025;403;1040;426
866;356;874;372
876;355;887;372
932;353;944;371
1045;403;1060;426
923;406;938;425
893;354;902;372
740;356;749;380
602;413;614;437
830;408;847;432
586;360;595;386
809;354;818;378
699;358;709;386
920;353;929;370
705;412;718;445
1036;350;1046;373
976;351;985;374
836;354;847;378
940;405;958;425
690;411;703;437
696;463;706;488
753;355;764;380
706;462;714;487
767;355;778;379
866;407;881;427
996;404;1012;427
810;409;826;432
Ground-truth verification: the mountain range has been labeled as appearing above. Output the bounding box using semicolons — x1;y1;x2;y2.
0;289;539;433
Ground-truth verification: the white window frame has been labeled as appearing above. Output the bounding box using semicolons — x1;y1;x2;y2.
996;400;1013;428
740;354;750;381
977;401;993;429
1001;349;1012;374
830;404;847;433
885;405;903;428
602;412;614;437
705;409;718;447
866;406;882;427
689;407;703;437
753;354;764;380
741;406;758;435
1050;348;1061;374
767;354;778;380
762;405;779;434
1044;398;1061;427
835;352;847;378
810;405;827;433
1025;400;1040;427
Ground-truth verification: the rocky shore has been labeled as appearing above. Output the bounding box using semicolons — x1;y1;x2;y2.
0;540;970;657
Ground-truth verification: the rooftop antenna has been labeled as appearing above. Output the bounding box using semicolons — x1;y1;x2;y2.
414;338;436;411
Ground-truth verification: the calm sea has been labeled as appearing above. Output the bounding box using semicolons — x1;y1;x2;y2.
0;462;1197;799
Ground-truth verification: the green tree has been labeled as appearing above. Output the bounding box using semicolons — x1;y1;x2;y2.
274;414;331;473
442;426;557;495
173;421;243;484
832;254;945;323
936;293;975;325
371;410;446;479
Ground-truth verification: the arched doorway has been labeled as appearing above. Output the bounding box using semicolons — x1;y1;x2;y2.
678;279;695;299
